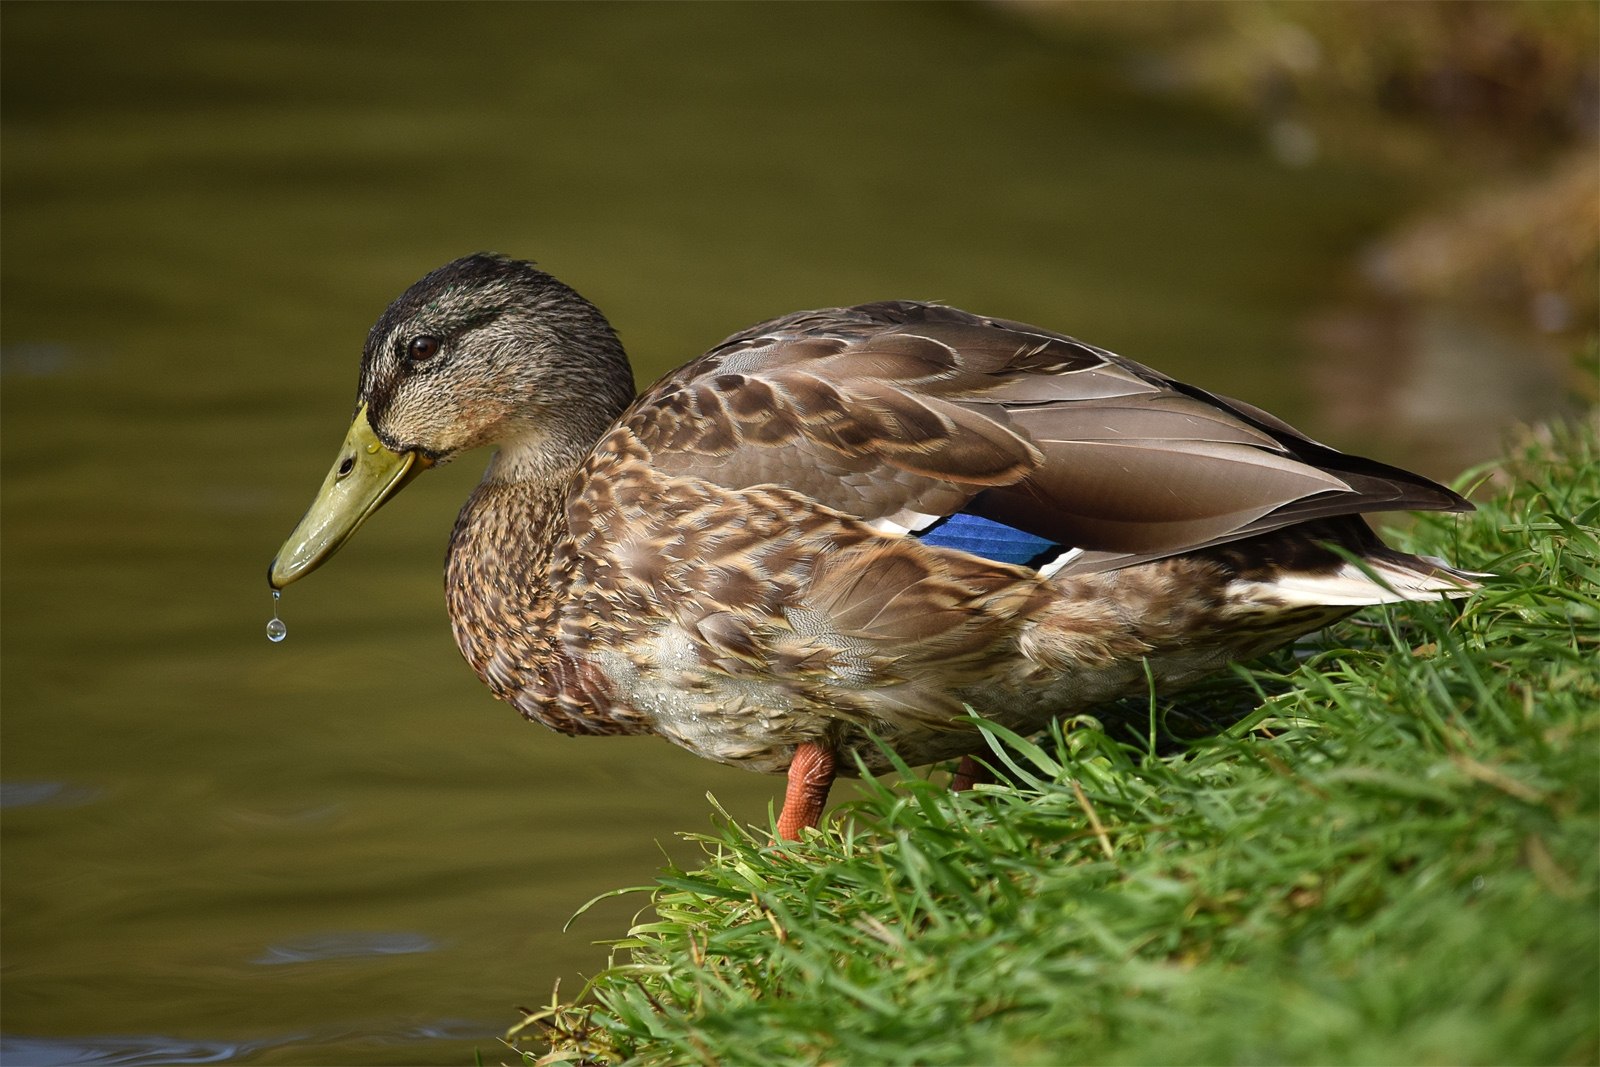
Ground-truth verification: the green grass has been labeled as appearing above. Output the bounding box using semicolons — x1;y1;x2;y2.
512;418;1599;1067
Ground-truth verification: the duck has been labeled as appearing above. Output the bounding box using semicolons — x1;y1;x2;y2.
269;253;1477;839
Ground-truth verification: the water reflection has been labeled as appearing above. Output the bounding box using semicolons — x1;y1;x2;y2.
252;932;440;966
0;1034;264;1067
0;781;103;810
0;1021;497;1067
1;3;1561;1065
0;343;79;379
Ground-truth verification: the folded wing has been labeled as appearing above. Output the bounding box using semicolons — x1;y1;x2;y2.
617;302;1469;576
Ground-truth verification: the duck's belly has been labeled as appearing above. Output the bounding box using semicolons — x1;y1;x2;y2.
586;619;1263;776
590;627;809;773
584;571;1364;775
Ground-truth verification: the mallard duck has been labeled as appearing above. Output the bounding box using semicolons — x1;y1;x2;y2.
270;253;1476;839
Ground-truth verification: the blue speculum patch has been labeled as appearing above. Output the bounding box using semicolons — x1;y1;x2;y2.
915;513;1063;569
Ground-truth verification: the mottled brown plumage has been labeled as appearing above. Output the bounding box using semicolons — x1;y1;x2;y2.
270;253;1478;838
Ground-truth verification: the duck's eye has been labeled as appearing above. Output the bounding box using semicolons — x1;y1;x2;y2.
406;336;442;363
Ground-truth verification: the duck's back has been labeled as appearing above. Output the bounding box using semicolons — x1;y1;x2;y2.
615;301;1468;573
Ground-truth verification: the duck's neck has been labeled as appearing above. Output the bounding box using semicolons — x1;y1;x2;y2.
446;463;569;670
444;431;623;735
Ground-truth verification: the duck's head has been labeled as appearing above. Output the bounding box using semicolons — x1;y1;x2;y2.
268;253;634;590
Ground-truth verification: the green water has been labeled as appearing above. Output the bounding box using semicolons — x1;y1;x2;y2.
0;4;1487;1064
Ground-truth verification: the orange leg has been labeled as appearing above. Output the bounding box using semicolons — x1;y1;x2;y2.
776;741;836;840
952;754;990;792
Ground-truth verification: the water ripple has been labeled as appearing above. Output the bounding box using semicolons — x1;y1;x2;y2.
0;1020;494;1066
0;1032;280;1066
0;781;102;810
251;931;440;965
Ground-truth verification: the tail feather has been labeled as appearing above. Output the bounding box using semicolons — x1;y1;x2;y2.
1238;551;1482;608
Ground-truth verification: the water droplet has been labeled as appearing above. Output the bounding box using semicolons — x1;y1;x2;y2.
267;589;287;643
365;442;380;454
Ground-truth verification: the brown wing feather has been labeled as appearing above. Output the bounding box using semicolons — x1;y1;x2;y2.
616;301;1469;574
